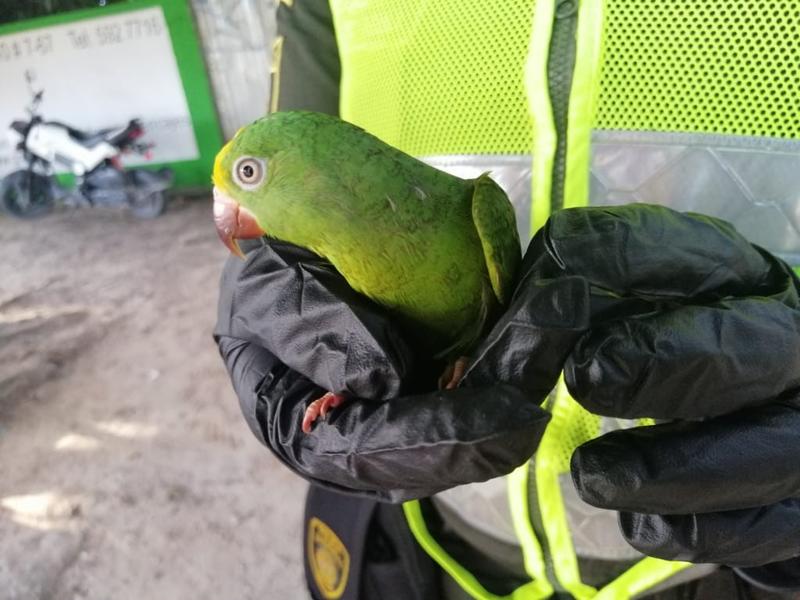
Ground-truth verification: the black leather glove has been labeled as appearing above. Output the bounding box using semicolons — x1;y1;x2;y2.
214;240;556;503
519;205;800;576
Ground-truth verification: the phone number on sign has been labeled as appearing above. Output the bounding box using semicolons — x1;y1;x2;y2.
0;35;53;62
68;16;164;50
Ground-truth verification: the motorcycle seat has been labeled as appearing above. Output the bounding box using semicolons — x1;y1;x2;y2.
45;121;115;147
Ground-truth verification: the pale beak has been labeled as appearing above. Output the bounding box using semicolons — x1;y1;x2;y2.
213;187;265;259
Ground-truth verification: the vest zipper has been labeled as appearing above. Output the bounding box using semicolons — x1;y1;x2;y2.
548;0;579;213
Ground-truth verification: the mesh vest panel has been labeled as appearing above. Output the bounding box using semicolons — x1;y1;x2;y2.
331;0;536;155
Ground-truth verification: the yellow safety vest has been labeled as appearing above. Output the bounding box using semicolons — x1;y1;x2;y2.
327;1;800;598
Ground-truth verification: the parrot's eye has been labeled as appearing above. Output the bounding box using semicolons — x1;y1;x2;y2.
232;157;266;189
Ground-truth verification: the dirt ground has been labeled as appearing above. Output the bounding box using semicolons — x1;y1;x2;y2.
0;198;308;599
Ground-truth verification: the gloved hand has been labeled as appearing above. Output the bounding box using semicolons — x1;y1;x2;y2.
214;240;558;503
515;205;800;575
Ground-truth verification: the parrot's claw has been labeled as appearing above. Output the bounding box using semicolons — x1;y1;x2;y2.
438;356;471;390
302;392;347;434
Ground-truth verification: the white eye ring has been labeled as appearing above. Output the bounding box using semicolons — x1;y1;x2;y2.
232;156;266;190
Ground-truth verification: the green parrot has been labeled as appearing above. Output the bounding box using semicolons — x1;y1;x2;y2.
212;111;521;432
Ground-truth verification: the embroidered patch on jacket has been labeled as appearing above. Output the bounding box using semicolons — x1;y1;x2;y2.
307;516;350;599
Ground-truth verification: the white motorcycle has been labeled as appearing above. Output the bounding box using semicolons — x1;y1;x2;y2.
1;73;173;219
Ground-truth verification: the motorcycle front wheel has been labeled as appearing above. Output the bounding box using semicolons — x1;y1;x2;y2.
0;169;55;218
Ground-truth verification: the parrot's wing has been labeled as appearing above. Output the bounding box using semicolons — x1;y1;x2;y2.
471;173;521;306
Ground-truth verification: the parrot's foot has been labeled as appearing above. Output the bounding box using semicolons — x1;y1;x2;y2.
302;392;347;433
438;356;470;390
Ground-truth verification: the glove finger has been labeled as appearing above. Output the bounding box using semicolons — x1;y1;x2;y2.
545;203;787;300
268;371;551;501
225;241;414;400
571;398;800;514
619;500;800;567
461;273;592;395
464;230;654;395
566;298;800;419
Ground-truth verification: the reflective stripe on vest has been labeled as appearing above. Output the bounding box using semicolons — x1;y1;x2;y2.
590;130;800;263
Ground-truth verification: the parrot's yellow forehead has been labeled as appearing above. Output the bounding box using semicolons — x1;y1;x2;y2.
212;138;235;191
